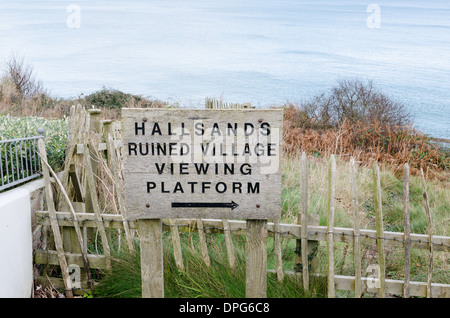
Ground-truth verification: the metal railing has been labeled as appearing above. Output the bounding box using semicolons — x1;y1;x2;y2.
0;130;45;192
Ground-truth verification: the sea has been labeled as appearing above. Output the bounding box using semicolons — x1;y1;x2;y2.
0;0;449;138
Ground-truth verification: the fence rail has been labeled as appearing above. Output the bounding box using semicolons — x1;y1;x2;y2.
0;134;44;192
34;212;450;252
34;214;450;298
33;105;450;298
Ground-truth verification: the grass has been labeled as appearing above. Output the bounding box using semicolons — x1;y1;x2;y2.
1;58;447;297
281;154;449;235
280;155;449;288
94;232;327;298
92;154;448;298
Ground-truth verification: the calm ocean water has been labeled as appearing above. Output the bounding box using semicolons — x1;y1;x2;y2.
0;0;449;138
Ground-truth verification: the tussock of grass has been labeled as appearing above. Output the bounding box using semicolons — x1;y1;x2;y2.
281;154;449;286
93;154;448;298
281;155;449;235
94;232;326;298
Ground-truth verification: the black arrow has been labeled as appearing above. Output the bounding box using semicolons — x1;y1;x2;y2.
172;201;239;210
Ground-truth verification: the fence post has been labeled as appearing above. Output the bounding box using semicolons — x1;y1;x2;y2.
37;139;74;298
106;134;135;254
420;168;433;298
373;162;386;298
102;120;112;166
84;142;111;269
403;163;411;298
223;219;236;269
326;155;336;298
197;218;211;267
168;218;184;270
273;219;284;282
350;157;362;298
300;152;309;290
139;219;164;298
85;109;101;220
246;219;267;298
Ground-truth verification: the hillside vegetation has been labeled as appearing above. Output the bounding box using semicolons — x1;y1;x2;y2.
3;56;447;298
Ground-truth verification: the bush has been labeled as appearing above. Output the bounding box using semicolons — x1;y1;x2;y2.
0;115;68;171
1;53;45;99
329;79;411;128
84;87;139;109
283;117;449;179
281;78;450;179
291;79;411;129
83;87;169;111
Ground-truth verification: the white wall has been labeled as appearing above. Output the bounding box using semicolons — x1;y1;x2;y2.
0;179;44;298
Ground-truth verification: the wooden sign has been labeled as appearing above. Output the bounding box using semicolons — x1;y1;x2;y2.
121;108;283;219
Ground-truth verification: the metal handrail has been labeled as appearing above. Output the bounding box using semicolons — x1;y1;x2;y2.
0;129;45;192
0;135;44;144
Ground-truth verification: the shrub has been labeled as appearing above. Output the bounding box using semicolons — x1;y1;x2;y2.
0;115;68;171
282;79;448;179
84;87;138;109
285;93;332;130
290;79;411;129
283;117;449;179
329;78;411;128
1;53;45;99
82;87;169;111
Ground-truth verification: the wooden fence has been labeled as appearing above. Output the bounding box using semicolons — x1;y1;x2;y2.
33;105;450;298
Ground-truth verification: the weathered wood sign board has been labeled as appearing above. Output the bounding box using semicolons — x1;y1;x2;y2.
121;108;283;219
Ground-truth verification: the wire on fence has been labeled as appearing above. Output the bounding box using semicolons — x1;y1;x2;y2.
35;214;450;249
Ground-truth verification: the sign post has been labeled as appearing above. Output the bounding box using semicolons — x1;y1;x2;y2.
121;108;283;298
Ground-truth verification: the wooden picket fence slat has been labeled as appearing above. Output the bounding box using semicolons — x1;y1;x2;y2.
420;168;434;298
373;162;386;298
350;157;362;298
403;163;411;298
33;105;450;298
35;211;450;251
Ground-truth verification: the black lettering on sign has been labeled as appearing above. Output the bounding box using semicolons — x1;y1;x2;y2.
155;163;165;174
240;163;251;175
202;182;211;193
248;182;260;194
179;163;189;175
268;143;276;156
168;123;175;136
128;142;137;155
211;123;221;136
152;122;162;135
147;182;156;193
260;122;271;136
227;123;238;136
244;123;254;136
146;181;261;194
233;182;242;193
139;143;149;155
194;163;209;174
135;122;145;135
174;182;184;193
187;181;197;193
195;122;205;136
